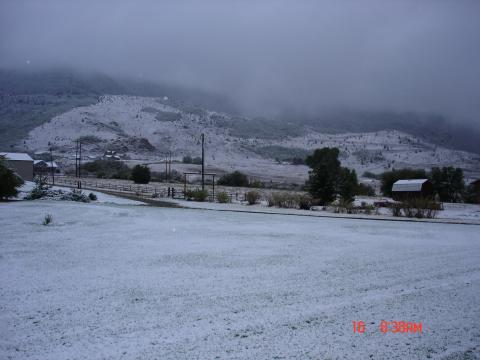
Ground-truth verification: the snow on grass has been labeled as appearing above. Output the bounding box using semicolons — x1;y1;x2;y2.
14;182;144;205
0;200;479;359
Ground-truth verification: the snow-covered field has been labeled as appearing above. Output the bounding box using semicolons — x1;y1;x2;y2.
1;200;480;359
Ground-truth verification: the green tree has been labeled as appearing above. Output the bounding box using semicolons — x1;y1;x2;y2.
131;164;151;184
305;148;341;204
0;159;24;200
217;171;249;187
380;168;427;196
430;167;464;202
356;183;375;196
338;168;358;203
464;180;480;204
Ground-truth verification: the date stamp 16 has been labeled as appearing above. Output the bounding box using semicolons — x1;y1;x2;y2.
353;320;423;334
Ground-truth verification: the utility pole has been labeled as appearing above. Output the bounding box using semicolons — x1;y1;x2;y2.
77;140;82;189
50;147;55;186
75;140;79;178
168;152;172;180
79;141;82;178
201;133;205;191
165;155;168;183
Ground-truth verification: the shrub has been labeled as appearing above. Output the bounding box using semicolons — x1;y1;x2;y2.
131;165;151;184
82;160;131;179
358;202;376;215
390;203;402;217
216;191;230;203
218;171;249;187
464;181;480;204
267;192;313;210
249;179;264;188
43;213;53;225
88;192;97;201
0;159;24;200
362;171;379;179
185;189;209;202
297;194;313;210
61;189;90;202
25;176;49;200
334;198;355;214
356;183;375;196
246;191;260;205
182;155;202;165
400;198;441;219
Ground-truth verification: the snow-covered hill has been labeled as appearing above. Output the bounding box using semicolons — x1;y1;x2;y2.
21;95;480;183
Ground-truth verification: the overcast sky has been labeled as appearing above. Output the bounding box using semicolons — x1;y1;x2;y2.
1;0;479;121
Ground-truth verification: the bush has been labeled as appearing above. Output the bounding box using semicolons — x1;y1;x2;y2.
267;192;295;208
400;198;441;219
358;202;376;215
267;192;313;210
246;191;260;205
216;191;230;203
88;192;97;201
356;183;375;196
390;203;402;217
0;159;24;200
362;171;379;179
218;171;249;187
249;179;264;188
131;165;151;184
390;198;441;218
82;160;131;179
61;189;90;202
334;198;355;214
185;189;209;202
43;213;53;226
297;194;313;210
464;181;480;204
25;176;49;200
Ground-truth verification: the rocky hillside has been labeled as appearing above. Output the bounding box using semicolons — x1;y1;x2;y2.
19;95;480;183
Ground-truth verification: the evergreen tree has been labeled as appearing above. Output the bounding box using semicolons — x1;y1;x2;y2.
131;165;151;184
430;167;464;202
0;159;24;200
305;148;341;204
338;168;358;203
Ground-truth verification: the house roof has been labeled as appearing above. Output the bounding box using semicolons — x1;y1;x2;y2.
392;179;429;192
0;152;34;161
34;160;58;168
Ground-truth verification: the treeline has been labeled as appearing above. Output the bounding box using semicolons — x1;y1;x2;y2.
378;166;475;203
304;147;478;205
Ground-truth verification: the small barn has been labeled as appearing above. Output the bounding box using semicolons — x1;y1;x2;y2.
34;160;59;176
391;179;433;201
0;152;34;181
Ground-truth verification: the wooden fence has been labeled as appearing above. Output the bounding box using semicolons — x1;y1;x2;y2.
49;176;251;203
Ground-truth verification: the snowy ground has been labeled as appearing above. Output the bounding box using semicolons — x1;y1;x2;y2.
1;200;480;359
15;182;145;205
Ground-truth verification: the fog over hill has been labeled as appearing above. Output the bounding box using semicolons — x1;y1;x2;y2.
1;68;479;156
